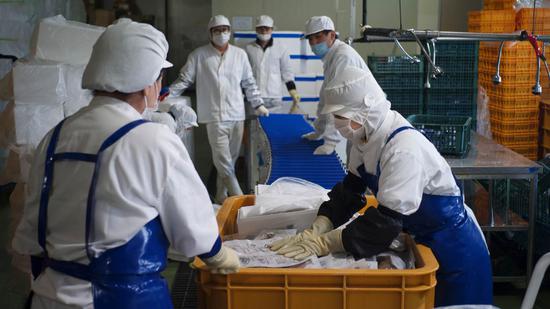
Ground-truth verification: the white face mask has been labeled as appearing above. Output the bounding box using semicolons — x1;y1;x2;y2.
334;117;366;144
142;83;159;119
257;33;271;41
212;32;230;47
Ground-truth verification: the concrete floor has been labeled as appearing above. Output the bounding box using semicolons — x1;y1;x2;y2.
0;185;549;308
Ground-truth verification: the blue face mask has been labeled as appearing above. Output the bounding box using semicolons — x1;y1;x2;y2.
311;41;330;58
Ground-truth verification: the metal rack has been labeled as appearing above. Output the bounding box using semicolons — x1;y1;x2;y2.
447;132;543;283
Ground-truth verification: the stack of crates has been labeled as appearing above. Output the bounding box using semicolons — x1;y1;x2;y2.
468;9;516;33
516;8;550;35
367;56;424;117
426;41;479;125
483;0;516;10
479;41;540;160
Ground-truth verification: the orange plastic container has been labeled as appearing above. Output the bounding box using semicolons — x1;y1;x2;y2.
468;10;516;33
194;195;438;309
489;105;539;122
490;118;539;132
483;0;516;10
507;143;539;160
493;130;539;145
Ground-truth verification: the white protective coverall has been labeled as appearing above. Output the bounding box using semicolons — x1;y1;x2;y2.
245;39;294;112
169;43;263;201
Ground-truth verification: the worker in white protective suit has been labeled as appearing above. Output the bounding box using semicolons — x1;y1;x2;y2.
302;16;369;155
13;19;239;309
271;67;493;308
245;15;301;113
167;15;267;203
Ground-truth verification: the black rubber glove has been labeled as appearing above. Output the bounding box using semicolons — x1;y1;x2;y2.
317;181;366;228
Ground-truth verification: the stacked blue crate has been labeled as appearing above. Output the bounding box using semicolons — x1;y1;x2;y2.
426;42;479;125
368;56;424;117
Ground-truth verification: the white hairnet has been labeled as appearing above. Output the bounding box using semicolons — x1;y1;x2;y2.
170;103;198;132
256;15;274;28
305;16;335;37
82;19;172;93
208;15;231;30
322;66;390;136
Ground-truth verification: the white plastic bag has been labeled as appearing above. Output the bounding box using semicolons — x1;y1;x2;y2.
241;177;329;218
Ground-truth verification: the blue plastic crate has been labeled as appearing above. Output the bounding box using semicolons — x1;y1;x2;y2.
435;56;478;74
407;114;472;156
368;56;424;74
385;89;424;117
374;73;424;89
434;41;479;58
426;88;477;117
430;71;478;89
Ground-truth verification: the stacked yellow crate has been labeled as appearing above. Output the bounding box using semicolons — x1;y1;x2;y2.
483;0;516;10
479;42;540;160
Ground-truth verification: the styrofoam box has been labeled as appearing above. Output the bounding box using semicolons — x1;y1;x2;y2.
236;207;317;239
63;64;93;116
14;103;64;147
32;15;104;65
13;59;67;106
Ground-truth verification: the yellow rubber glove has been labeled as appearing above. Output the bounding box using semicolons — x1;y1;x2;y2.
202;245;240;274
269;216;333;252
277;229;345;260
301;131;322;141
255;105;270;117
289;89;301;114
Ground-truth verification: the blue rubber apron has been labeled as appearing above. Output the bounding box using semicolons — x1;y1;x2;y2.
357;126;493;307
31;119;173;309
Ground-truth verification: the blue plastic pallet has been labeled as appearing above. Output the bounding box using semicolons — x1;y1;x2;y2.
259;114;346;189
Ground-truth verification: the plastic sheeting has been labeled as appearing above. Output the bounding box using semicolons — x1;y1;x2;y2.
14;103;64;147
63;64;93;116
13;59;66;105
0;0;87;58
30;15;104;65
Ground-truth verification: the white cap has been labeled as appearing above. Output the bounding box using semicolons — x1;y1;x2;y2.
322;66;370;115
170;103;198;130
82;19;172;93
208;15;231;30
256;15;274;28
305;16;335;37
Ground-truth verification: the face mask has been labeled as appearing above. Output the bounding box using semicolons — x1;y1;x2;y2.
257;33;271;41
142;84;159;119
334;117;366;144
311;41;330;58
212;32;230;47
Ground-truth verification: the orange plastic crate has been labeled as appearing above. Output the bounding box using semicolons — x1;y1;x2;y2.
490;118;539;132
484;0;516;10
194;195;438;309
468;10;516;33
493;130;539;145
507;143;539;160
479;70;538;86
489;105;539;122
486;83;540;97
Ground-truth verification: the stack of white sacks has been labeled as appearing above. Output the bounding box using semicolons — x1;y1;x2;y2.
0;15;104;184
0;15;104;272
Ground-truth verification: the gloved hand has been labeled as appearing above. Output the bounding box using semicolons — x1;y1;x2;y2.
159;86;170;101
277;229;345;260
313;143;336;155
255;105;270;117
270;216;333;252
202;245;240;274
301;131;322;141
289;89;301;113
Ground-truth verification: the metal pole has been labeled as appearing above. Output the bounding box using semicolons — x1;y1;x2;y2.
527;174;538;281
362;0;367;27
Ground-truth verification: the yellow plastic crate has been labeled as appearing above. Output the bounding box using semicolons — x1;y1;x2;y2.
194;195;438;309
